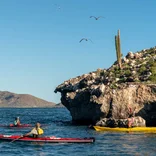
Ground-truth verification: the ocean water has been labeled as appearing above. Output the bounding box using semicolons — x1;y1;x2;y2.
0;108;155;156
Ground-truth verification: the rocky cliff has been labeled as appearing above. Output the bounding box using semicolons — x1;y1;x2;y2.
0;91;56;107
55;46;156;126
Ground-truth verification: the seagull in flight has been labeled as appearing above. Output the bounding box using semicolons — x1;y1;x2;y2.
90;16;104;20
79;38;93;43
53;4;61;10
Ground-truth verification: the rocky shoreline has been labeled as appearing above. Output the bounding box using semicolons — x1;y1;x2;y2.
55;46;156;127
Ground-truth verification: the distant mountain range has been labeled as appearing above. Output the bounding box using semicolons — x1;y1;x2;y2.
0;91;62;108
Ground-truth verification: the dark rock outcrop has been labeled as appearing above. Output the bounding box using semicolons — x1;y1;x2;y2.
55;46;156;126
0;91;56;107
95;116;146;127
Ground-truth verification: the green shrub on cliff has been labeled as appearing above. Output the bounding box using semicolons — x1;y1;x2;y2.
138;65;147;75
149;75;156;83
124;70;132;77
96;68;105;77
149;62;156;83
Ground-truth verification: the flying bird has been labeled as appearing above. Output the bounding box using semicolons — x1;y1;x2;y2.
53;4;61;10
79;38;93;43
90;16;104;20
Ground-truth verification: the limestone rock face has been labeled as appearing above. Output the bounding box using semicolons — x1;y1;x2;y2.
56;83;156;126
55;47;156;126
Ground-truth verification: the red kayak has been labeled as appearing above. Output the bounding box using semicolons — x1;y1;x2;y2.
0;134;95;143
0;124;34;128
0;124;48;128
9;124;33;127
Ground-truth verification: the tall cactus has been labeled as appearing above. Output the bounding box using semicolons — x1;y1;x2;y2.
115;29;122;69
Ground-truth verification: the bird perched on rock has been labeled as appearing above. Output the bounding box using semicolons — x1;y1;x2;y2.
79;38;93;43
90;16;104;20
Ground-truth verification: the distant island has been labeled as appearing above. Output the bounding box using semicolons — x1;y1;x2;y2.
0;91;62;108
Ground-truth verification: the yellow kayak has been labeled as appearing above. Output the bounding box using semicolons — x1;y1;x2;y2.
93;126;156;133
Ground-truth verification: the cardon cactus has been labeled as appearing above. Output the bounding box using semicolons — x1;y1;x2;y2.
115;29;122;69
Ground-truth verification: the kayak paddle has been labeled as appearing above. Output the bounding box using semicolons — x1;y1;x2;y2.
10;134;26;143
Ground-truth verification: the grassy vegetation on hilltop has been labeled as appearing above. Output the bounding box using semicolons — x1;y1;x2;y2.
95;46;156;87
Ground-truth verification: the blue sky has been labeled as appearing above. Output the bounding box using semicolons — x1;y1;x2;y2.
0;0;155;103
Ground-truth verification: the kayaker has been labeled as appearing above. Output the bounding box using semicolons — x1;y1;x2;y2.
14;117;21;126
128;105;136;118
127;117;134;128
127;106;136;128
22;122;44;138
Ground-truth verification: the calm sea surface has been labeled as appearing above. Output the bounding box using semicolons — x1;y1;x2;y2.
0;108;155;156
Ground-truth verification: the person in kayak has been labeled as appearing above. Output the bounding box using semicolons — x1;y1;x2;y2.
14;117;21;126
23;122;44;138
128;106;136;118
127;106;137;128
